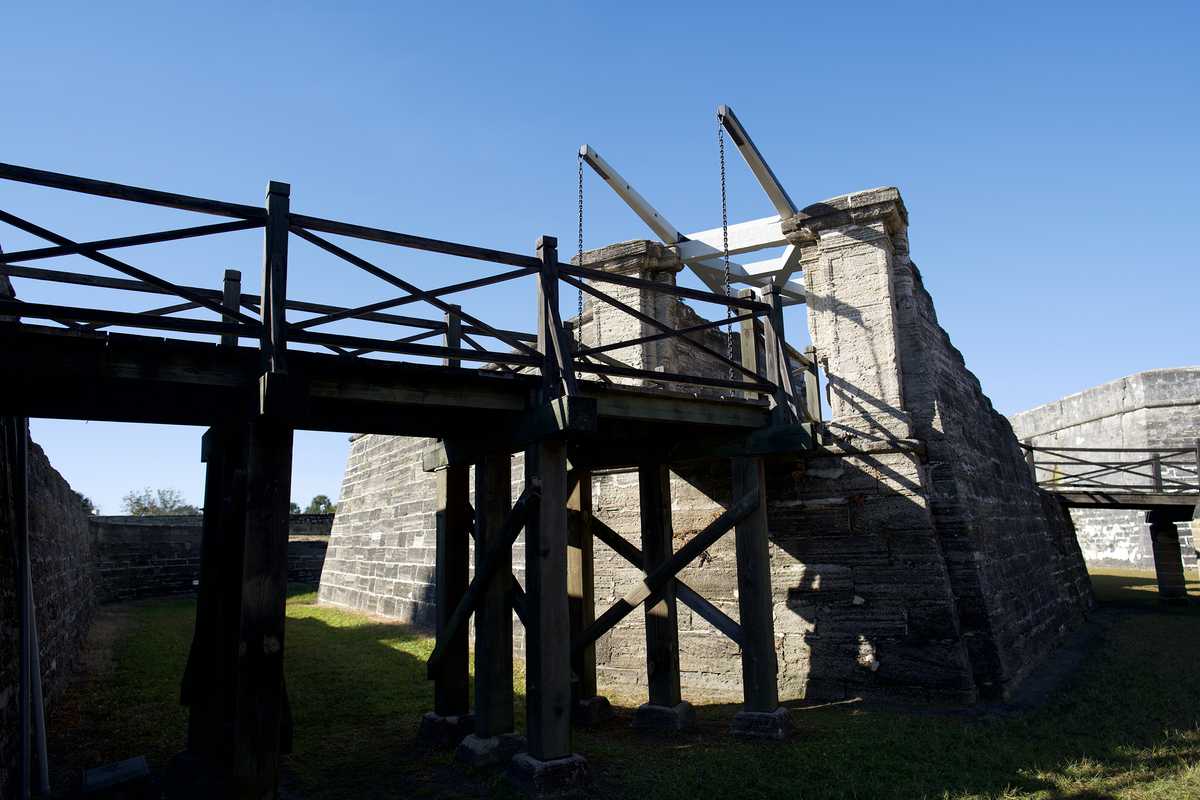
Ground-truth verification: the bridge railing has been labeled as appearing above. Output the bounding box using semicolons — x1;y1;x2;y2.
1020;441;1200;495
0;162;815;422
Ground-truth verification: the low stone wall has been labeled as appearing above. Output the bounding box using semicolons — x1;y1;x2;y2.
1009;368;1200;570
1;421;97;799
91;513;333;603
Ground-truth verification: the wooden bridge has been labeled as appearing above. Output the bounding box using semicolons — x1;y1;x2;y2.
1022;442;1199;603
0;162;822;797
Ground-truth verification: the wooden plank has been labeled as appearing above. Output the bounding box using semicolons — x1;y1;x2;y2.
577;311;756;360
567;470;597;704
638;462;682;708
290;213;541;270
0;161;266;219
0;219;261;263
731;457;780;712
0;299;250;337
523;438;574;760
474;453;515;737
232;418;293;799
576;359;770;394
574;488;759;653
289;329;542;367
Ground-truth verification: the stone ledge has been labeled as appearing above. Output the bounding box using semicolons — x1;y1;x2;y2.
780;186;907;241
505;752;591;799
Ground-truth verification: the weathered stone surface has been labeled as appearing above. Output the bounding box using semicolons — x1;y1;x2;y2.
455;732;526;768
730;706;792;740
417;711;475;749
0;423;97;799
505;752;591;799
631;701;695;733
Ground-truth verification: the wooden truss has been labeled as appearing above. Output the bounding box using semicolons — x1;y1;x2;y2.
580;105;807;305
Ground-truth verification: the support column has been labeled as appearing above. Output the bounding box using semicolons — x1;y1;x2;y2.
456;453;522;766
232;418;294;800
507;440;590;795
632;461;692;733
1148;509;1190;604
567;470;611;724
419;461;474;748
729;457;791;740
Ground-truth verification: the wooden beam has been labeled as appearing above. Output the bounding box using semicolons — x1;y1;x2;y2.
426;486;536;676
523;438;574;760
717;106;798;217
679;215;787;258
432;462;471;718
761;283;799;424
731;457;780;712
589;517;743;646
473;453;515;737
574;488;759;653
537;236;578;398
421;396;598;470
232;418;293;799
638;462;682;708
567;471;598;705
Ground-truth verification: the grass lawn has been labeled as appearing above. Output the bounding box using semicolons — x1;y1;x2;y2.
48;570;1199;799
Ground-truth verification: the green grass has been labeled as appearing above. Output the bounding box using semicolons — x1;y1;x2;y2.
49;573;1200;799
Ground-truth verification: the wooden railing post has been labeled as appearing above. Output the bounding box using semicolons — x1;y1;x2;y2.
536;236;578;399
761;282;798;424
444;304;462;369
221;269;242;348
803;345;821;424
260;181;290;375
738;288;763;401
1024;439;1037;484
1151;453;1163;492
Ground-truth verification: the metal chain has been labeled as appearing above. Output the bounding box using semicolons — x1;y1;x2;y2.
719;113;734;381
577;153;585;348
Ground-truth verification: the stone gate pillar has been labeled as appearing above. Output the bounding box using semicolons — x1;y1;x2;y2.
782;189;913;443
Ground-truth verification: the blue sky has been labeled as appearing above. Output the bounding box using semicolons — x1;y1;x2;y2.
5;1;1197;513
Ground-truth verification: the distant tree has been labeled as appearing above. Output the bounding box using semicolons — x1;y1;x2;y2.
72;490;98;515
289;501;302;515
304;494;336;515
122;487;200;516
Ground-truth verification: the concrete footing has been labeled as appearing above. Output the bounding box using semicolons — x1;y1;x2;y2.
632;701;694;733
573;695;614;726
505;752;591;798
455;732;526;768
416;711;476;749
730;707;793;740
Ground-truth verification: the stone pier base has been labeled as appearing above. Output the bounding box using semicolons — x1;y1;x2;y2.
632;701;694;733
573;695;614;726
455;732;526;768
505;752;591;798
416;711;475;749
730;707;793;740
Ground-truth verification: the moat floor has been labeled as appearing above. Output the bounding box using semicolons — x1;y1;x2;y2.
47;569;1199;799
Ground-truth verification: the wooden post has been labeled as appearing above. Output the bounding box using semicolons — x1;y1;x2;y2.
568;469;609;723
222;269;242;349
232;417;293;799
444;304;462;369
1024;439;1037;483
636;462;684;719
473;453;514;738
738;289;763;401
522;439;574;759
260;182;290;375
729;456;789;739
10;416;32;800
761;282;798;424
803;345;821;423
1151;453;1163;492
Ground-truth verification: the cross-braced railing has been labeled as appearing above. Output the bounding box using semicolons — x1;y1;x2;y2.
1021;441;1200;495
0;162;820;426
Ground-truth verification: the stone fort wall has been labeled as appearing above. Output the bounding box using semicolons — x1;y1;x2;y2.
319;189;1093;705
1008;368;1200;571
0;420;97;798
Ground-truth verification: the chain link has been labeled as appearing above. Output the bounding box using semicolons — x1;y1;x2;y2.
719;113;734;381
577;154;585;349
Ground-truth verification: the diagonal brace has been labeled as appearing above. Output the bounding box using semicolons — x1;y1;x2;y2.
573;489;759;654
426;485;539;677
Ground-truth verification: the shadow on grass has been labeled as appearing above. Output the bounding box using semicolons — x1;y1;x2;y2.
48;584;1200;800
1089;568;1200;608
